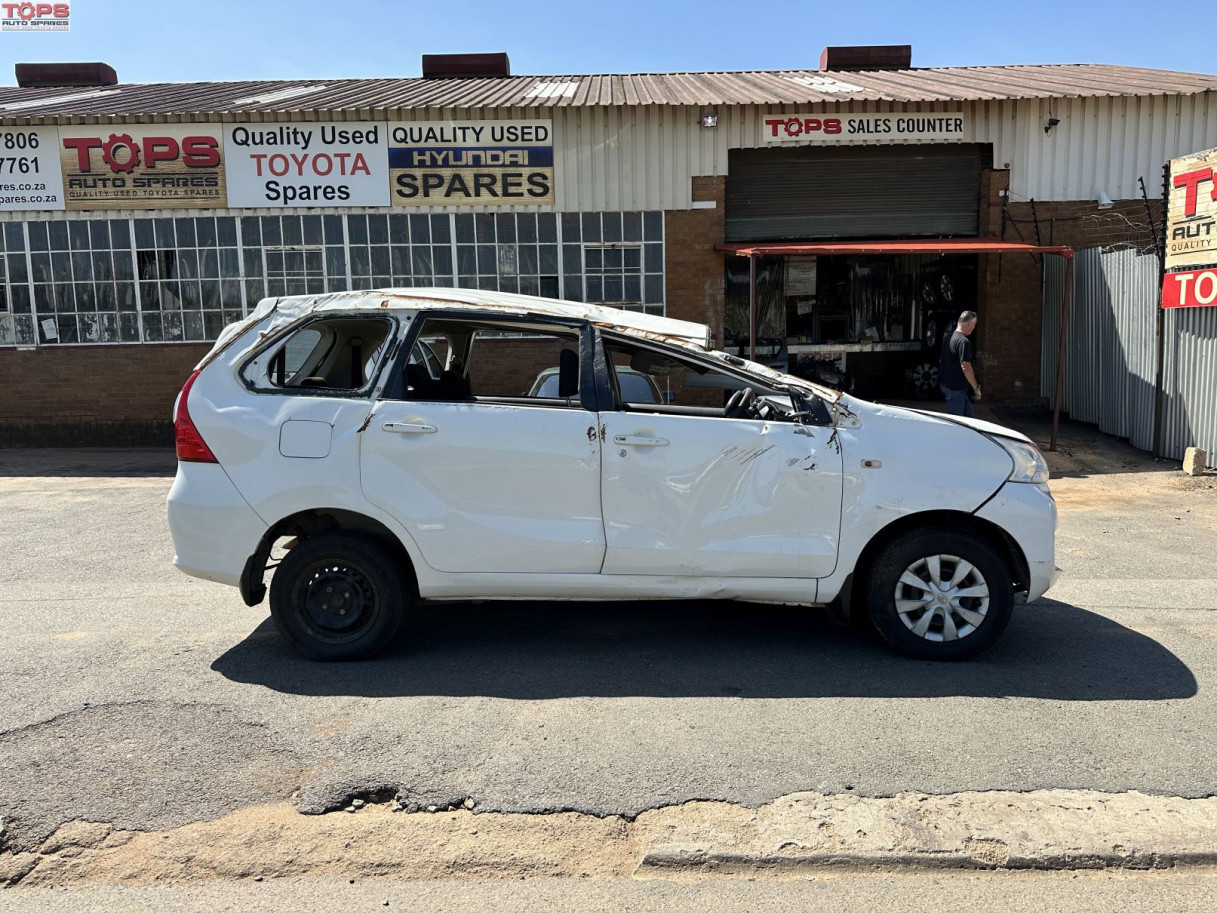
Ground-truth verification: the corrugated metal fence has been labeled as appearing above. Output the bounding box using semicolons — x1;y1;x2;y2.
1042;248;1217;461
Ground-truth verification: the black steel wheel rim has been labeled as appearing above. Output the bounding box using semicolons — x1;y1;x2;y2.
294;559;380;643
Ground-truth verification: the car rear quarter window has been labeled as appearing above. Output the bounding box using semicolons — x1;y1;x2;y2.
244;316;394;395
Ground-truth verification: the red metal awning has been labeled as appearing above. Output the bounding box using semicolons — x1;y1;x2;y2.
715;237;1074;259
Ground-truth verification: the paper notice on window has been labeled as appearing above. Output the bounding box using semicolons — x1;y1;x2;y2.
786;257;817;296
41;317;58;339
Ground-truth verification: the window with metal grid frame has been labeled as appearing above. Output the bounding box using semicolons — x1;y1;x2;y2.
265;245;326;298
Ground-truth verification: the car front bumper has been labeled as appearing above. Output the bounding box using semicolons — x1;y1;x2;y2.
974;480;1059;602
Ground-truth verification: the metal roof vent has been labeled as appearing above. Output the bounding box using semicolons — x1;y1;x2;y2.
422;53;510;79
819;45;912;71
15;62;118;88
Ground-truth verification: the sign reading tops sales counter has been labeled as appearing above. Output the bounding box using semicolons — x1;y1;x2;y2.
224;122;389;207
762;113;968;143
389;120;554;206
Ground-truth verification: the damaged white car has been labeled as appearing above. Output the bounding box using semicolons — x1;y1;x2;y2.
167;288;1057;661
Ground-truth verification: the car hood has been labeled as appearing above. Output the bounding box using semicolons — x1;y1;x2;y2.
842;398;1033;445
903;408;1034;444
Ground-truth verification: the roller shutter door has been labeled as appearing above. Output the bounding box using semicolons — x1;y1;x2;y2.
726;144;983;242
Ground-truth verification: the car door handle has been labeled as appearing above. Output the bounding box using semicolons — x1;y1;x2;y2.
383;421;437;434
613;434;669;447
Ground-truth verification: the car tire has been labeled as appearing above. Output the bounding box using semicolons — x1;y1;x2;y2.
864;529;1013;660
269;532;408;661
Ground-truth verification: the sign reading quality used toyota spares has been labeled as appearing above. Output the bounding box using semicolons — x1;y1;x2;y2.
225;122;389;207
389;120;554;206
58;125;225;210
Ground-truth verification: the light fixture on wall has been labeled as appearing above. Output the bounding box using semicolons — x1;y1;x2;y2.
1044;116;1060;135
700;113;718;128
1096;190;1114;209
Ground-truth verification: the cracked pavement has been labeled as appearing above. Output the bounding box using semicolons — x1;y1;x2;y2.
1;418;1216;881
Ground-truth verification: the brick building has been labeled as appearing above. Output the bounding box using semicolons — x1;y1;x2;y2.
1;49;1215;444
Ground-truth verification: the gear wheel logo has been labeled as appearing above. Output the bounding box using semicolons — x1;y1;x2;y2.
101;133;140;174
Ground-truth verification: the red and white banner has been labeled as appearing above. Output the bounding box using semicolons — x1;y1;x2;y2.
1162;268;1217;309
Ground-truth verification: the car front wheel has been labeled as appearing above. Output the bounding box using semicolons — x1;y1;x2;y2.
865;529;1013;660
268;532;407;661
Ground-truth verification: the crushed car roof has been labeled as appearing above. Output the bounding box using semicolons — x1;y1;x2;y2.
249;287;712;346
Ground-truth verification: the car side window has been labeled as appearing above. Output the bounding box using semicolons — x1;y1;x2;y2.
396;316;588;408
246;316;394;394
603;336;812;423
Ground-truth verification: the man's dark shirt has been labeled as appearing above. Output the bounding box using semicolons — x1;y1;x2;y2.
939;329;974;391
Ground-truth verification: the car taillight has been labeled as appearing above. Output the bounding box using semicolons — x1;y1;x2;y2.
175;370;218;463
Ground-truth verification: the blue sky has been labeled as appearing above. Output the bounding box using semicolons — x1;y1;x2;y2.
1;0;1209;84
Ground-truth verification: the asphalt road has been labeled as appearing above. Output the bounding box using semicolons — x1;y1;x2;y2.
1;427;1215;856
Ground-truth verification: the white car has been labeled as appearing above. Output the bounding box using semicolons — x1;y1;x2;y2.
167;288;1057;661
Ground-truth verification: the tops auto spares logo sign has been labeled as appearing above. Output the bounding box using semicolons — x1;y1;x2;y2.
57;125;227;210
1;2;70;30
1165;146;1217;271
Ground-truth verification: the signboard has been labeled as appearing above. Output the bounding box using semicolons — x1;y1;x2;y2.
762;113;967;144
224;122;389;208
1;2;70;30
786;257;817;296
0;126;65;211
1163;268;1217;309
1165;147;1217;271
388;120;554;206
58;124;226;211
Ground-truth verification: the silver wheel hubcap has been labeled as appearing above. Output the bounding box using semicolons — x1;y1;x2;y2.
894;554;990;642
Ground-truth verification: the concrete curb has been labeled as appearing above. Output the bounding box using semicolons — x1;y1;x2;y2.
7;789;1217;886
632;790;1217;874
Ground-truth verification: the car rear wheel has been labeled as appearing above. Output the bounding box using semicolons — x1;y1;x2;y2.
269;532;407;661
865;529;1013;660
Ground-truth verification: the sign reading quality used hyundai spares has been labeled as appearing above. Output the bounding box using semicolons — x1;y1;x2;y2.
389;120;554;206
224;122;389;207
58;125;225;210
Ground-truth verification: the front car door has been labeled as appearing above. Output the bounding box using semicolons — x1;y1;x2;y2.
596;332;843;579
360;312;606;575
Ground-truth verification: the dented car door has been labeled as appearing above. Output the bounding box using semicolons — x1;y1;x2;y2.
598;403;844;580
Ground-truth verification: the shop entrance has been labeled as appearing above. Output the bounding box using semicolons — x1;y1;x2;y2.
716;239;1077;451
724;251;978;399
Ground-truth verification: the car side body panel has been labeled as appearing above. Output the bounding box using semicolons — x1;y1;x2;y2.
810;399;1019;604
599;413;843;578
361;399;607;574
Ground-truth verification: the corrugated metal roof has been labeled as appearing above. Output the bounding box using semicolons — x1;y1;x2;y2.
1;64;1215;119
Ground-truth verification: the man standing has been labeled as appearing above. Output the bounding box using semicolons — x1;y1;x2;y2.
938;310;981;417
